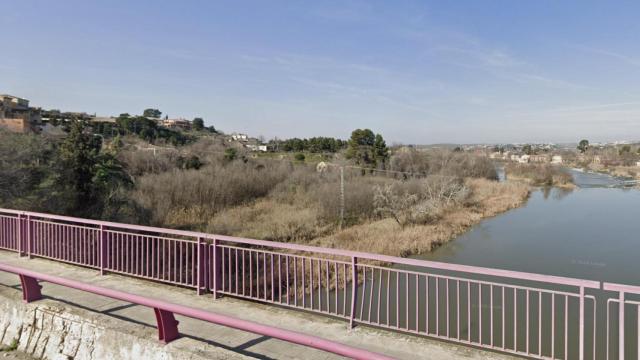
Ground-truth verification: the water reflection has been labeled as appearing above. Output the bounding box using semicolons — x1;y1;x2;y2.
542;186;574;200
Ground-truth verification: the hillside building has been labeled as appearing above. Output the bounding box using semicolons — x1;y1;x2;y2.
0;94;41;133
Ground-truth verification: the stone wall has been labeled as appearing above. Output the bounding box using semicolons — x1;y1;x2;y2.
0;289;245;360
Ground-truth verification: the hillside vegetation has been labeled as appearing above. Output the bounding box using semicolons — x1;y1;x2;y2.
0;123;530;256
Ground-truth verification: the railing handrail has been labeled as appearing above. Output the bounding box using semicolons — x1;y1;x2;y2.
0;207;600;289
0;262;393;360
603;282;640;293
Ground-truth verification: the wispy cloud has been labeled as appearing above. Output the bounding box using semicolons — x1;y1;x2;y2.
155;48;217;62
403;26;592;92
290;77;443;117
574;45;640;67
433;46;525;68
239;53;389;76
312;0;375;22
506;101;640;122
505;73;592;91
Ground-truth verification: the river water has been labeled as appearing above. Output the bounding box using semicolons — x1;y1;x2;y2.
417;169;640;285
334;170;636;358
401;169;639;358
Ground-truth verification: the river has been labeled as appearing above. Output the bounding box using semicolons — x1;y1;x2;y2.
416;169;640;285
335;169;636;358
399;169;637;358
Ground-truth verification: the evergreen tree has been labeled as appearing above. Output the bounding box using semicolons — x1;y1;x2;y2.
193;117;204;131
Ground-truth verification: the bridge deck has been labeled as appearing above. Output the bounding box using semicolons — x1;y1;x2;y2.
0;251;515;359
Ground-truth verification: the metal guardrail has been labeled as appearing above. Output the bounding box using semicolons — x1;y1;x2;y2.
602;282;640;360
0;208;636;359
0;262;393;360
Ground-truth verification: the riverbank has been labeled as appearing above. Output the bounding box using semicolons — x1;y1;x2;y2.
307;178;530;257
565;161;640;181
504;163;575;188
589;165;640;181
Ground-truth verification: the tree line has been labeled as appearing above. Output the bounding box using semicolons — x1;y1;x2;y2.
268;129;389;169
270;137;348;153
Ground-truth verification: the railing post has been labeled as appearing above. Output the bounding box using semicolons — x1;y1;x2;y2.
153;308;180;344
16;213;22;256
26;215;32;259
350;256;358;329
203;239;210;293
19;274;42;303
197;237;203;295
619;291;625;360
212;238;220;299
99;225;106;275
579;286;584;360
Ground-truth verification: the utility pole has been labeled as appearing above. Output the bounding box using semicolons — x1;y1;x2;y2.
339;166;345;230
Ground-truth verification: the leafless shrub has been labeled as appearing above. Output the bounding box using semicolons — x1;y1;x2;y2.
269;164;324;203
373;176;469;228
131;160;292;226
310;175;393;225
389;149;431;175
505;163;573;186
427;150;498;179
118;149;181;176
182;135;243;163
390;148;497;180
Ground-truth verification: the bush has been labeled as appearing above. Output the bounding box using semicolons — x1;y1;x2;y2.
224;148;238;162
118;148;180;176
131;160;293;226
389;149;431;175
505;163;573;186
310;175;392;225
177;155;203;170
374;176;469;228
389;149;497;180
294;153;306;161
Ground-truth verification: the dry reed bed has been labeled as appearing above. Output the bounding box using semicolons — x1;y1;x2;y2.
214;178;530;295
308;178;530;257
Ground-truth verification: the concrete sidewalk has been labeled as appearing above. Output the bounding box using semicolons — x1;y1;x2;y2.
0;251;515;360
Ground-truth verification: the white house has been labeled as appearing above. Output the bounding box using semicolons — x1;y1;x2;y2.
518;154;530;164
551;155;563;164
246;144;268;152
231;133;249;141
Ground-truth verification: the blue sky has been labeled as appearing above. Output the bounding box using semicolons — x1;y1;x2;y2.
2;1;640;144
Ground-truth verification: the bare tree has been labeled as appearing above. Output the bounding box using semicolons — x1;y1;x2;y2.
374;176;469;229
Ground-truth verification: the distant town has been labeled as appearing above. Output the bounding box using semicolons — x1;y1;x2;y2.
3;92;640;173
0;93;270;151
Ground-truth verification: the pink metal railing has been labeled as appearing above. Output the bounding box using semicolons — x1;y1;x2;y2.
0;208;636;359
0;262;392;360
603;282;640;360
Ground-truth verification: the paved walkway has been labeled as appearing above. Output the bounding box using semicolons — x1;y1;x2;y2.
0;251;515;360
